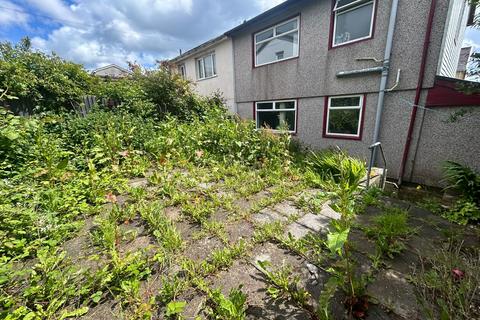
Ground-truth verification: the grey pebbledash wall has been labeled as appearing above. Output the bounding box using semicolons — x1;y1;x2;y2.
231;0;480;186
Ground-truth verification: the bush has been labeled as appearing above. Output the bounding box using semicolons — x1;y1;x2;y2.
0;38;96;114
443;200;480;225
306;149;366;190
443;161;480;205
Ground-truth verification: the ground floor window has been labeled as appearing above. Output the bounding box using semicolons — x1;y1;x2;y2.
324;95;364;139
255;100;296;132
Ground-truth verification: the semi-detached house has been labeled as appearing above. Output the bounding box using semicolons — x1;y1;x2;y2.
171;0;480;187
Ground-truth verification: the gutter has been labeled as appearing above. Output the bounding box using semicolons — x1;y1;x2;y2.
398;0;437;185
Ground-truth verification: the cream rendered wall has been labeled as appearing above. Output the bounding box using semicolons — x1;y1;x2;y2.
179;39;236;112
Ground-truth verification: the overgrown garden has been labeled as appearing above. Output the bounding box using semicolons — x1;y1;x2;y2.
1;39;479;320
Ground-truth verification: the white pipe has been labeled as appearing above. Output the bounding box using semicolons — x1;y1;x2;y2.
370;0;400;167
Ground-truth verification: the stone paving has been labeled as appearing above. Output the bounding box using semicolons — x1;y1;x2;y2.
75;175;479;320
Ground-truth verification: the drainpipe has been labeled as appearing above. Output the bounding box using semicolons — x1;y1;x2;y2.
398;0;436;185
369;0;400;171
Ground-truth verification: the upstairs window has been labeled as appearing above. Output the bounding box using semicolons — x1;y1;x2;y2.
254;17;300;67
256;100;296;133
333;0;375;47
196;53;216;80
325;95;364;138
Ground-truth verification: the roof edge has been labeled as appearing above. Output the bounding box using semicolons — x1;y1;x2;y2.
170;35;228;63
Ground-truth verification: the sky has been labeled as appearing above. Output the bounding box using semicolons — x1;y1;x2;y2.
0;0;479;71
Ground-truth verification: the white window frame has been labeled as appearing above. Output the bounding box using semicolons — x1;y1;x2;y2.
255;99;297;133
196;52;216;80
332;0;376;47
326;95;364;138
254;16;300;67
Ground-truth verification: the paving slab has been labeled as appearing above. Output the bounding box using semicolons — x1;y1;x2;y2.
183;236;224;262
225;220;255;243
320;203;342;220
367;269;420;319
251;208;288;225
273;201;302;218
284;222;314;239
128;178;149;188
295;213;331;234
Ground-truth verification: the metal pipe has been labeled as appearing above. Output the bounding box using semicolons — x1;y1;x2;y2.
398;0;436;185
370;0;400;168
336;66;383;77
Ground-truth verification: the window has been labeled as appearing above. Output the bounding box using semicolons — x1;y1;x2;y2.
333;0;375;47
256;100;296;132
325;95;364;138
178;64;186;79
254;17;300;67
196;53;216;80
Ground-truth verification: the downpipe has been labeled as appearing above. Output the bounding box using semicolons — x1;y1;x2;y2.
368;0;400;173
398;0;437;185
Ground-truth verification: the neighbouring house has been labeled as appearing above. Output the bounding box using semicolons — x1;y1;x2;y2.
170;35;236;112
172;0;480;186
92;64;131;79
456;47;472;79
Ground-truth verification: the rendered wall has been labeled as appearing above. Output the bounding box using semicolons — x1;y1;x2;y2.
177;39;236;112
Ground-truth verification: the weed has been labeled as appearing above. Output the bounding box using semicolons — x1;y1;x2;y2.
205;286;247;320
365;207;415;258
257;261;315;317
442;200;480;225
253;221;285;243
411;240;480;319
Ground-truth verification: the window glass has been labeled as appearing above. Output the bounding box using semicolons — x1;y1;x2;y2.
330;96;361;107
276;20;297;35
256;29;274;42
256;32;299;65
334;2;374;45
336;0;360;9
257;102;273;110
197;59;204;79
328;109;361;135
276;101;295;109
258;111;295;131
204;55;214;78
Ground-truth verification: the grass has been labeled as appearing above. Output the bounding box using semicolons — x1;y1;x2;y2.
364;207;416;259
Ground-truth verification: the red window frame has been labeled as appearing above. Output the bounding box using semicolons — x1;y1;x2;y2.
322;94;366;141
328;0;378;49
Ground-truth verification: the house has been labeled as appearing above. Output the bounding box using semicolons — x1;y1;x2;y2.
172;0;480;186
92;64;131;79
170;35;236;112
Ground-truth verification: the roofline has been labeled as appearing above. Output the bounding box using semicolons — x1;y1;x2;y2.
225;0;300;36
435;75;480;86
170;35;228;63
93;64;131;74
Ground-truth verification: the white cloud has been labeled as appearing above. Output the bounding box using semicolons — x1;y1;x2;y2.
0;0;29;27
23;0;287;69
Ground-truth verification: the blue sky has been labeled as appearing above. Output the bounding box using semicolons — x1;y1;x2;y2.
1;0;479;71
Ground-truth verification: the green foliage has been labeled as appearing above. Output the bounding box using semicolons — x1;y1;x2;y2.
0;38;96;114
443;161;480;205
205;286;247;320
443;199;480;225
411;240;480;319
166;301;187;318
365;207;415;258
306;149;366;191
257;261;311;310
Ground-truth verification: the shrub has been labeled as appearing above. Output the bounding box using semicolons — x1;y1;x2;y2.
443;200;480;225
0;38;96;114
443;161;480;205
306;149;366;191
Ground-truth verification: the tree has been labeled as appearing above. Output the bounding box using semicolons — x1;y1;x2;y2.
0;37;97;114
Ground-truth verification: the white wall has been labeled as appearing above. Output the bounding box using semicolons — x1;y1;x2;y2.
438;0;470;77
177;39;236;112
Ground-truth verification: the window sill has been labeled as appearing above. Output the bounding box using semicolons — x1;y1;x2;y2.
323;133;362;141
254;55;299;68
330;36;373;50
196;75;218;82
